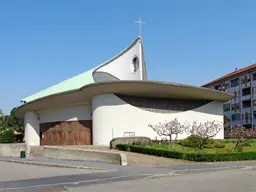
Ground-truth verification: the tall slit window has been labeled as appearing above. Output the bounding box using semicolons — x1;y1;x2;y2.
131;56;139;72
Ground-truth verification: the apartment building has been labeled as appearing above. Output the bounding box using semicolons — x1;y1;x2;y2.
203;64;256;129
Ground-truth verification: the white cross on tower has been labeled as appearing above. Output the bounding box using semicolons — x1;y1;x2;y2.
134;17;146;38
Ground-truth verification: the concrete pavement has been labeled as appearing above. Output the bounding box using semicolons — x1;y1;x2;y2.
67;169;256;192
0;157;256;191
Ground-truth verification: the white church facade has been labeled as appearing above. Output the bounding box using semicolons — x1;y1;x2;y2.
14;37;233;146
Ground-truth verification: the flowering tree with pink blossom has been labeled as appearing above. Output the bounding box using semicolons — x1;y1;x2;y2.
149;118;189;150
188;120;222;152
231;126;256;152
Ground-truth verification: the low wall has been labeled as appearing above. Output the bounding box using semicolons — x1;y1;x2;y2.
0;143;27;157
110;137;151;149
30;146;44;156
43;146;127;166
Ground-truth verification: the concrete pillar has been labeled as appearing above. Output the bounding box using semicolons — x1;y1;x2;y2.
24;111;40;146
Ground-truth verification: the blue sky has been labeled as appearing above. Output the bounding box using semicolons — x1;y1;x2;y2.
1;0;256;114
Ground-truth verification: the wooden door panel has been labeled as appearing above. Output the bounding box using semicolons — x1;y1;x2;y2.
40;120;92;145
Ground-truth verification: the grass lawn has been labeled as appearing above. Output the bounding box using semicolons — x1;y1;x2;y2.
143;142;256;154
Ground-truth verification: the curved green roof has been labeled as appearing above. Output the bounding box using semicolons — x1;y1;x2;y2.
21;37;143;103
21;67;96;103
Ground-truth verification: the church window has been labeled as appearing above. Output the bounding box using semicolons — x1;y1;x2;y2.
131;56;139;72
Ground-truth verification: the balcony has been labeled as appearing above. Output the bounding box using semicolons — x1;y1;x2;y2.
251;80;256;87
242;120;252;126
241;95;251;101
241;81;251;89
241;87;251;100
223;111;230;116
241;108;251;114
231;120;241;127
230;86;240;94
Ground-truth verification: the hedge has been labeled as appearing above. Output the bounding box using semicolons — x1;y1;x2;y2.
116;144;256;162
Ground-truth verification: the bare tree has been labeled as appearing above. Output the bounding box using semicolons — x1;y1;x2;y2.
188;120;222;152
231;126;256;152
149;118;189;150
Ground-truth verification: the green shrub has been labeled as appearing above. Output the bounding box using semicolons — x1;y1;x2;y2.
179;135;225;149
214;142;226;148
223;139;256;144
0;129;16;143
116;144;256;162
179;135;201;148
244;142;252;147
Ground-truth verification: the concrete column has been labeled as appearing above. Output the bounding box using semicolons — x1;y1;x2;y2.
24;111;40;146
92;94;114;146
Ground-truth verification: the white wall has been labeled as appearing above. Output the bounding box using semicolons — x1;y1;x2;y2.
92;94;224;146
39;104;92;123
24;104;92;146
95;39;143;80
24;111;40;146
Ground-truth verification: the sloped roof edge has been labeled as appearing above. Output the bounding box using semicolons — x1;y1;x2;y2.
202;63;256;87
21;37;142;103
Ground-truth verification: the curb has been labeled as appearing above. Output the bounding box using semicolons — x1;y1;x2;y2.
0;159;106;171
144;166;256;179
239;166;256;171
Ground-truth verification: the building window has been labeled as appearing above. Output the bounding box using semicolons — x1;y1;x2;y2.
232;103;239;112
253;111;256;119
224;82;230;91
242;87;251;96
231;78;239;87
232;114;240;121
242;99;251;108
224;115;230;125
223;103;230;112
253;73;256;81
214;84;221;91
221;83;229;91
131;56;139;72
241;74;250;85
242;112;251;123
253;100;256;106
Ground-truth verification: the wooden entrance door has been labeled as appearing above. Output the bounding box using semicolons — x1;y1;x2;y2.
40;120;92;145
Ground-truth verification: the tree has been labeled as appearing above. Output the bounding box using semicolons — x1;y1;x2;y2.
188;120;222;152
0;108;23;131
0;109;3;116
149;118;189;150
231;126;256;152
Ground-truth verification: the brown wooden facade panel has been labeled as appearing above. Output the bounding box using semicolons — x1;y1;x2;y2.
40;120;92;145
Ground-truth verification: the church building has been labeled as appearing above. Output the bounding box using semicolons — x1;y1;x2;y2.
14;37;233;146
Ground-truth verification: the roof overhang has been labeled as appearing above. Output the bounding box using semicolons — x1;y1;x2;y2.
14;80;233;119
